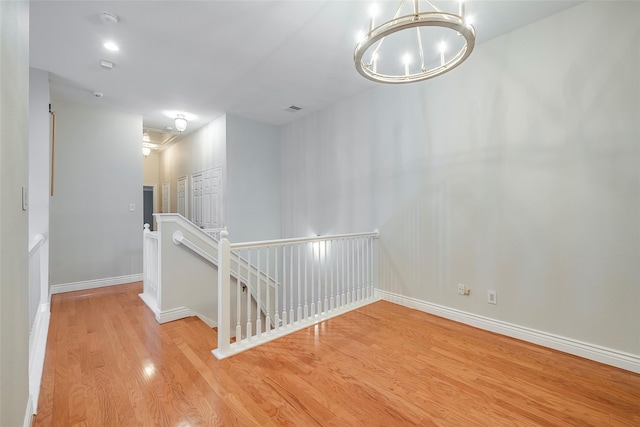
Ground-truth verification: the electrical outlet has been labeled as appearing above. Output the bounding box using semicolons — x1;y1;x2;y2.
458;284;465;295
488;290;497;305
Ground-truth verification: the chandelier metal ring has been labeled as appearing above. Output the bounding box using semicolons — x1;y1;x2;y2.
354;12;476;84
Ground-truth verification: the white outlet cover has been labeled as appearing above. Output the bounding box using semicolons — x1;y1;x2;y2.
488;290;497;304
129;203;135;212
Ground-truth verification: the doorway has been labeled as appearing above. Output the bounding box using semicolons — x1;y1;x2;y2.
143;186;154;230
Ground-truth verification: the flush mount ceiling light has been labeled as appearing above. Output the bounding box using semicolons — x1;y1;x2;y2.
103;41;119;52
354;0;476;84
174;114;188;133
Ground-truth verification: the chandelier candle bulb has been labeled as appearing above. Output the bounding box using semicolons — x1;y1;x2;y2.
369;4;378;32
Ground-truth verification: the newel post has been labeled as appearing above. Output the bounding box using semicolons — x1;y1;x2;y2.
217;230;231;356
142;224;150;288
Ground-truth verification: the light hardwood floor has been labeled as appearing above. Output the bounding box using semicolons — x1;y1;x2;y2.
34;282;640;426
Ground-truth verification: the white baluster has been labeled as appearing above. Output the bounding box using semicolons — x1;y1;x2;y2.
266;246;271;334
311;242;316;317
340;239;347;306
347;238;352;304
275;246;280;331
297;243;302;322
256;247;262;338
236;252;242;340
358;239;361;301
330;239;335;311
317;241;322;314
246;248;252;341
323;240;328;313
289;245;294;323
365;237;369;299
304;242;309;319
282;246;287;327
368;237;373;298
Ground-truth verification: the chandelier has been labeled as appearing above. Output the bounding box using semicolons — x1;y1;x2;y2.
354;0;476;84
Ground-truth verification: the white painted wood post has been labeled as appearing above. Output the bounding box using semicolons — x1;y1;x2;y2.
143;224;149;292
217;230;231;355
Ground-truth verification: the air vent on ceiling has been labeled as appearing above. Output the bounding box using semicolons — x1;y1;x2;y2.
284;105;302;113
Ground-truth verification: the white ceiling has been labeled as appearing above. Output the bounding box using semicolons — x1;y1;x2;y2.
30;1;583;138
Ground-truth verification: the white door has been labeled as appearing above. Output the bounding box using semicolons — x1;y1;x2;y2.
191;173;203;226
162;181;170;213
191;167;223;229
177;176;187;218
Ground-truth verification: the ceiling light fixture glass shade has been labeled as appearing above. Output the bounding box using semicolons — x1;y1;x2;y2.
174;114;188;133
142;146;151;157
354;0;476;84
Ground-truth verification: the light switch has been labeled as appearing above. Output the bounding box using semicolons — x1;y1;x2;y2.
129;203;135;212
22;186;28;211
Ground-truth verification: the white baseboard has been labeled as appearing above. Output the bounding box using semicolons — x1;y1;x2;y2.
156;306;193;324
191;311;218;329
50;274;143;295
138;292;158;316
140;295;217;328
377;290;640;374
23;396;34;427
29;303;50;415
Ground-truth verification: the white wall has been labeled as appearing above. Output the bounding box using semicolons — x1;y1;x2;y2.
0;1;31;424
159;115;226;215
49;100;143;286
28;68;50;323
226;114;282;243
281;2;639;356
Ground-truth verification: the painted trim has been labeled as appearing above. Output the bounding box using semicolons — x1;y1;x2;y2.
156;306;192;324
377;290;640;374
29;303;50;415
192;311;217;329
138;292;158;316
141;294;217;328
50;274;143;295
23;396;34;427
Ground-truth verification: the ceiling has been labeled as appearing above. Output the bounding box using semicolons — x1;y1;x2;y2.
30;1;583;144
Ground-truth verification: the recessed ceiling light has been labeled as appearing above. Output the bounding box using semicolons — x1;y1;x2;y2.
103;42;119;52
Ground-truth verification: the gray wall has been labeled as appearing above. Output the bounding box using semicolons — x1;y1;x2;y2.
28;68;50;324
226;114;282;243
49;100;143;285
159;114;226;215
281;2;639;356
0;1;30;424
159;113;282;243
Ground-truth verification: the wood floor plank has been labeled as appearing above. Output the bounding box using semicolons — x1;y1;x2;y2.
34;282;640;426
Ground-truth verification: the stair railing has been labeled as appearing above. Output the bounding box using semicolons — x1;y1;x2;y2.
214;229;379;359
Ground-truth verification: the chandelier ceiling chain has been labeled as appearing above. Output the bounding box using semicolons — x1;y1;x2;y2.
354;0;476;84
